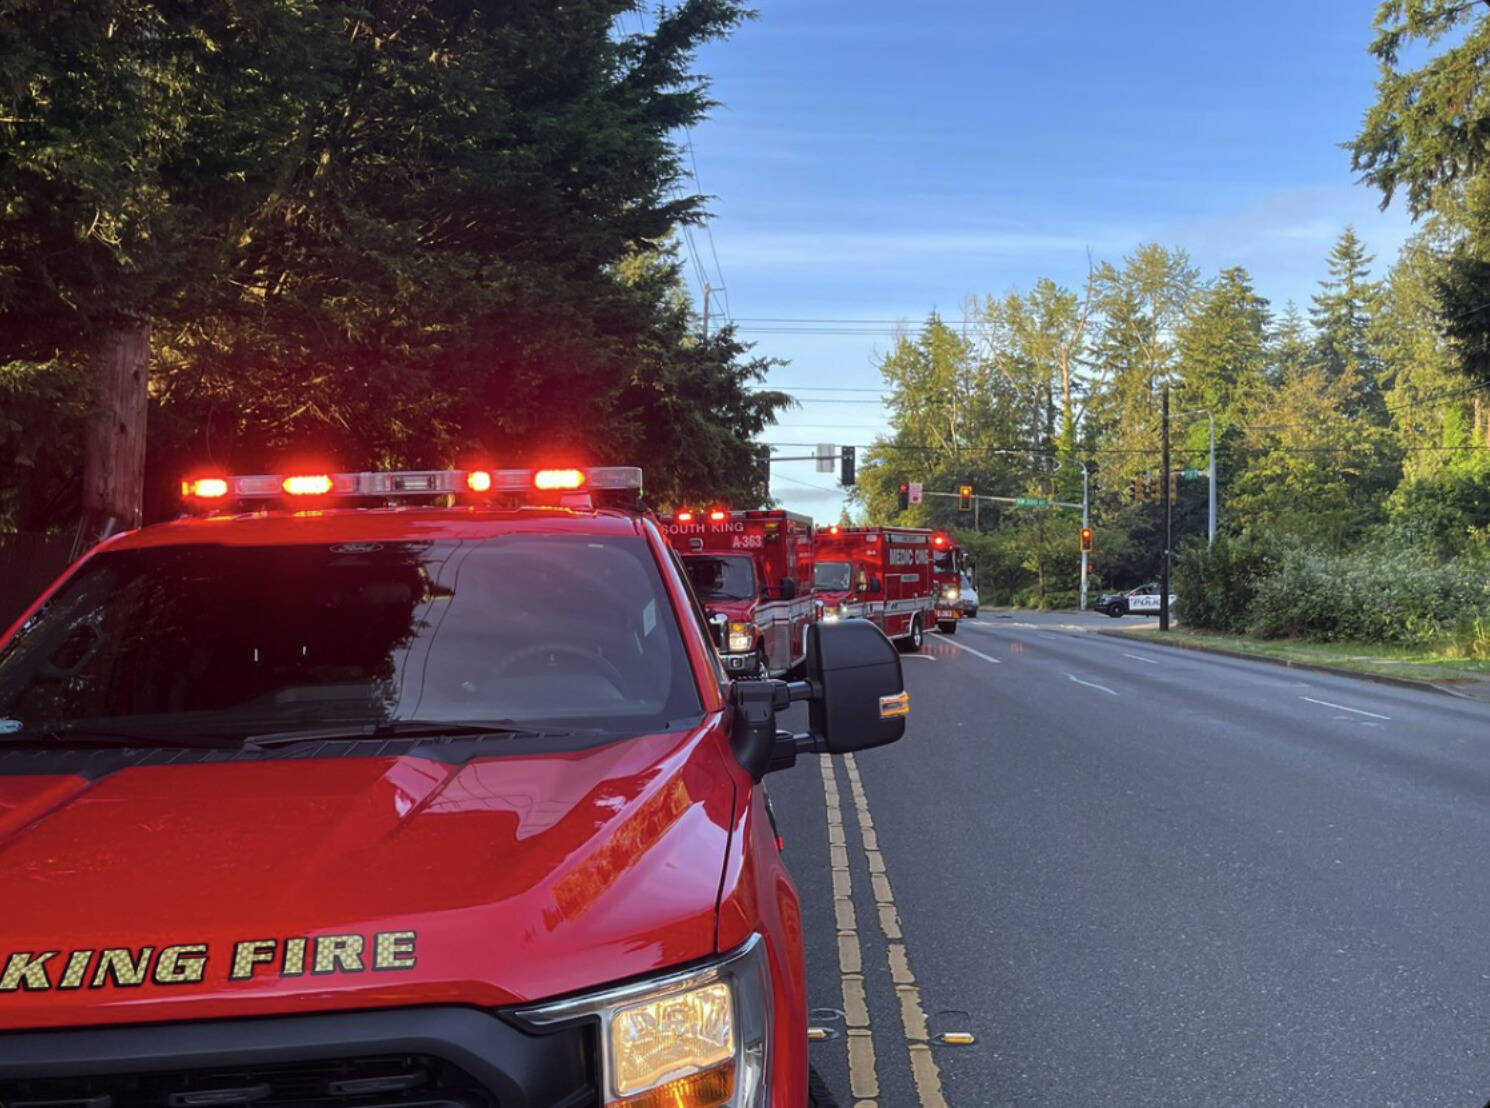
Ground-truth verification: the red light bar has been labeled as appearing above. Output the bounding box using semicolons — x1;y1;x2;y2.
177;467;642;506
709;508;728;522
934;534;946;547
676;511;695;523
182;477;229;500
828;525;840;535
534;469;586;491
282;474;334;496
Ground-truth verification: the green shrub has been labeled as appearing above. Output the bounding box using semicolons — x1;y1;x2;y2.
1172;531;1285;634
1245;542;1490;644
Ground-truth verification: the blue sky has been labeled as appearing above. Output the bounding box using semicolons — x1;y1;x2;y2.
678;0;1419;519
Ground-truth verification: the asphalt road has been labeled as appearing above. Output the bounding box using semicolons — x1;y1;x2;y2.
770;609;1490;1107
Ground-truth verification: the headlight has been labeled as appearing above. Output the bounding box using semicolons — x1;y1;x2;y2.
727;621;755;654
821;607;841;623
513;933;772;1107
942;587;960;601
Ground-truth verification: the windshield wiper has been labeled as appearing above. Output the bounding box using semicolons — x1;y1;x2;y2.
242;719;611;751
0;727;243;751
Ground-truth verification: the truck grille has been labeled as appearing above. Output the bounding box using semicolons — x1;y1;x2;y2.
0;1054;490;1108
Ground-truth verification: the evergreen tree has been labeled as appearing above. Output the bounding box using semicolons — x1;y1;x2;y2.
1310;228;1385;421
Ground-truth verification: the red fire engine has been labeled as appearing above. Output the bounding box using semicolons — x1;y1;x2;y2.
658;508;817;677
812;525;936;652
931;531;968;634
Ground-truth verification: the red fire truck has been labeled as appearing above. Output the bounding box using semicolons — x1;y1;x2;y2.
812;525;936;652
931;531;969;634
658;508;818;678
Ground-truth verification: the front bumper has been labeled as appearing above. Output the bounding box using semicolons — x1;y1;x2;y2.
0;1006;594;1108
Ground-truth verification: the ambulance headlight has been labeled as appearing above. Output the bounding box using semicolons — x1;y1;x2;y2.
727;621;755;654
943;586;960;602
513;933;771;1106
821;607;842;623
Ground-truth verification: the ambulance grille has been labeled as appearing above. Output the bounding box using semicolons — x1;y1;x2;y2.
0;1054;499;1108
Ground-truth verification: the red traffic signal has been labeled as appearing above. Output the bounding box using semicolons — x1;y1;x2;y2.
1080;526;1093;552
897;482;910;511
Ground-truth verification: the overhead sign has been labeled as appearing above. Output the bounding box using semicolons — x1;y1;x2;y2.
908;482;923;505
1015;496;1050;509
816;444;835;473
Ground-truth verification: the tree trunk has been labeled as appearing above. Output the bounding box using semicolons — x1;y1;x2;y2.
81;319;151;547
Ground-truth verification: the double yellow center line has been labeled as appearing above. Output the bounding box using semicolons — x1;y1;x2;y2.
819;753;949;1107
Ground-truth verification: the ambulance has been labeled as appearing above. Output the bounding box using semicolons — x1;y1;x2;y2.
658;508;818;677
931;531;969;634
812;525;936;652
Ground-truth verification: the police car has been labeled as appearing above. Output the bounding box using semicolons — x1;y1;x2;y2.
0;465;907;1107
1096;581;1178;617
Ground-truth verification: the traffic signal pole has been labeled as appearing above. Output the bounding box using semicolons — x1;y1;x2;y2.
1080;464;1090;611
1160;386;1171;633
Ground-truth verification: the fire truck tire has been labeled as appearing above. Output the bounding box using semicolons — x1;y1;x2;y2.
898;615;924;653
937;619;957;634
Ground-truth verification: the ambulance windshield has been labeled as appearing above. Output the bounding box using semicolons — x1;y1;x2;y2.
682;554;756;601
0;536;701;742
815;561;852;592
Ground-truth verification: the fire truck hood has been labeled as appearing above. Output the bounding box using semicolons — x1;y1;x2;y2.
705;598;756;620
0;723;738;1030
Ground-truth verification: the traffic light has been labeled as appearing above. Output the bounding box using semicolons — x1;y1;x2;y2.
897;482;910;511
958;484;973;512
840;445;856;487
1134;476;1146;502
1169;470;1179;500
1080;526;1093;553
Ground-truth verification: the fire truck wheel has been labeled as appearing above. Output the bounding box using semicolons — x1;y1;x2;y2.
937;619;957;634
898;615;924;653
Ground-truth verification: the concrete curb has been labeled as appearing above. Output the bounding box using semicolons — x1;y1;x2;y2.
1092;627;1483;702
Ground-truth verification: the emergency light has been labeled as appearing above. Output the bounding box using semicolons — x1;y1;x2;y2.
180;467;643;507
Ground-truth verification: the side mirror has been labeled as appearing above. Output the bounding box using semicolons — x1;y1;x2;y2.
806;620;906;755
866;575;882;593
779;577;797;600
728;620;907;779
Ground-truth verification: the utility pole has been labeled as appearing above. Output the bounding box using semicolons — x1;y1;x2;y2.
1160;385;1171;632
701;283;711;341
1080;463;1090;611
1207;412;1217;545
79;318;151;557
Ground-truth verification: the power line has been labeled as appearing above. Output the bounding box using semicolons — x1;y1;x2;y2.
771;471;843;493
746;384;887;393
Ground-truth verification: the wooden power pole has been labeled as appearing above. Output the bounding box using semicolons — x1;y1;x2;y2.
80;319;151;550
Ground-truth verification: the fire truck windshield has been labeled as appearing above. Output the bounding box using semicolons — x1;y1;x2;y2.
934;550;957;574
814;561;852;592
0;536;701;743
682;554;757;601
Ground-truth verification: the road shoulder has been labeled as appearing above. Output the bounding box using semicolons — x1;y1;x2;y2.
1096;624;1490;702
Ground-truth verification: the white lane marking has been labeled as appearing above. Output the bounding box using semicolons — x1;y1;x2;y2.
902;654;938;661
1300;696;1391;720
1122;652;1158;665
937;638;1002;664
1067;673;1118;696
